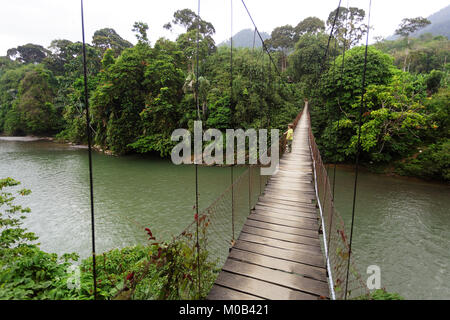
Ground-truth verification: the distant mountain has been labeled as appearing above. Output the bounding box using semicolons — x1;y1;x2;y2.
387;5;450;40
412;5;450;39
219;29;270;48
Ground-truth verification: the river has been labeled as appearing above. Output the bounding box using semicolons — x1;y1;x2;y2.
1;138;449;299
328;165;450;300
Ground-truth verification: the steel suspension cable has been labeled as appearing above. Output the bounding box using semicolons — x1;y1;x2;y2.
318;0;342;81
344;0;372;300
80;0;97;300
329;0;350;254
195;0;201;299
230;0;236;243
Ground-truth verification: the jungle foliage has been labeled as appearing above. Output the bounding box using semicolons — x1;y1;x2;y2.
0;178;217;300
0;6;448;181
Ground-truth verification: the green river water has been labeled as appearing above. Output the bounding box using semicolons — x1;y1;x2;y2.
0;138;449;299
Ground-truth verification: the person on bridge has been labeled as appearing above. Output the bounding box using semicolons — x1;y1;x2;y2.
285;124;294;153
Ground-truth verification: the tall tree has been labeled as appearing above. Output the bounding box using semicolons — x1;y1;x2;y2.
132;22;150;45
7;44;50;64
327;7;367;49
43;39;74;75
265;25;295;72
7;67;59;135
164;8;215;37
92;28;133;57
395;17;431;71
289;33;339;93
294;17;325;40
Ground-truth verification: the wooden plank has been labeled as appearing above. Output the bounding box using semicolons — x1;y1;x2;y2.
207;284;263;300
241;225;321;247
251;212;318;230
222;259;329;297
214;271;317;300
256;202;316;214
256;200;317;213
245;219;318;238
248;214;319;231
229;249;326;282
259;195;316;207
238;232;323;257
269;177;312;184
253;207;317;221
257;199;317;214
265;187;315;197
261;193;314;204
267;180;314;188
259;196;317;210
266;184;315;193
254;206;317;220
263;191;315;201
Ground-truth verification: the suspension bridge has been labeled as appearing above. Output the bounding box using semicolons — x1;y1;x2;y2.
77;0;373;300
208;103;330;300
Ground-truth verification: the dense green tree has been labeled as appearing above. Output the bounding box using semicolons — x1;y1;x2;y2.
43;39;74;76
327;7;367;49
132;22;150;45
176;30;216;73
4;67;59;135
395;17;432;39
90;42;185;155
288;33;338;94
312;46;396;161
375;34;449;74
92;28;133;57
7;44;50;64
0;64;36;132
265;25;295;72
164;8;215;37
395;17;431;71
321;46;395;115
0;56;19;77
294;17;325;40
0;15;447;182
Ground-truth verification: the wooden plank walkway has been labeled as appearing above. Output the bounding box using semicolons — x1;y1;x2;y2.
207;105;329;300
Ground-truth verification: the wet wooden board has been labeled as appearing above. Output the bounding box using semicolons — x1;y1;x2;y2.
241;225;321;247
208;284;264;300
238;233;322;257
214;271;317;300
248;214;318;231
245;219;318;238
252;208;317;222
233;240;325;268
221;259;329;297
256;202;317;214
258;196;317;209
208;105;329;300
228;249;326;281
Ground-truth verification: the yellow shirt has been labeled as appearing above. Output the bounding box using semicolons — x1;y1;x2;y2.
286;128;294;141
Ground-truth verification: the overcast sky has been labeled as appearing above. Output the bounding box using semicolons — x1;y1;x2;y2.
1;0;449;56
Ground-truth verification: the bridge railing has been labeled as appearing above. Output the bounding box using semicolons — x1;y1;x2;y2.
307;110;368;300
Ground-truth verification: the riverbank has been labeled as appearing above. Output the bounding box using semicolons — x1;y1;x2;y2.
1;135;447;184
325;162;449;185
